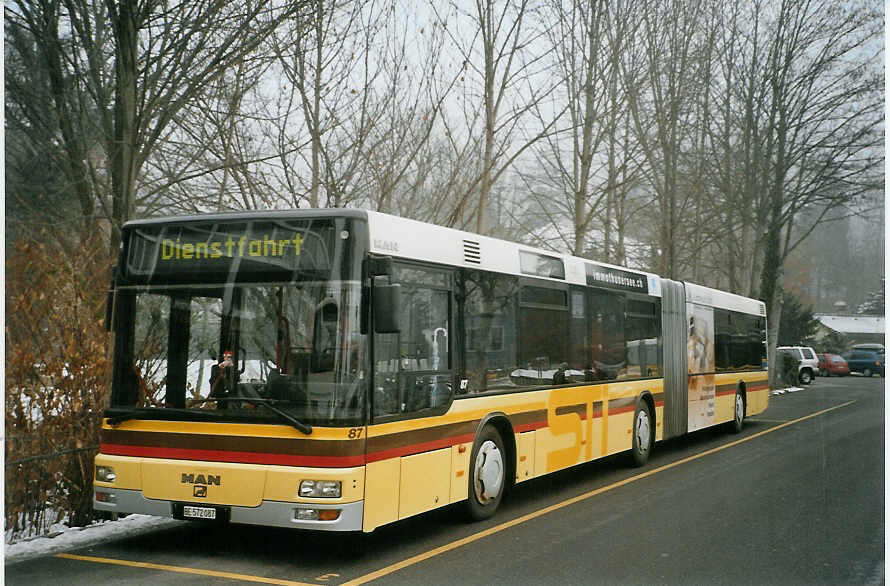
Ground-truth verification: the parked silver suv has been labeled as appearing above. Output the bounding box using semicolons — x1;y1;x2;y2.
776;346;819;385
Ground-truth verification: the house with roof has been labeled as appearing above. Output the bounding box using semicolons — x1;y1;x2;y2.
814;314;885;346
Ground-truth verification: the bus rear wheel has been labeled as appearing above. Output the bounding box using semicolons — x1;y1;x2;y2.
467;425;506;521
729;390;745;434
631;401;653;467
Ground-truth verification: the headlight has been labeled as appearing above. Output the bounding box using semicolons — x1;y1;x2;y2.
299;480;341;498
95;466;116;483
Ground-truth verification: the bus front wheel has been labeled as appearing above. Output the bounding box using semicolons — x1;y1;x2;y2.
467;426;506;521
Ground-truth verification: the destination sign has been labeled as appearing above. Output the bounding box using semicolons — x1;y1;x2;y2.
158;233;305;261
123;219;336;284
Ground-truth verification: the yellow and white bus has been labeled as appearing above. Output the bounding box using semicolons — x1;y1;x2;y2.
94;209;768;531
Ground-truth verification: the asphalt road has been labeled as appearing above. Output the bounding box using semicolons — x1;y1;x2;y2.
6;375;884;585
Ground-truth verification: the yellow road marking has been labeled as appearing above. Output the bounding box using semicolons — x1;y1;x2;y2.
54;552;315;585
343;400;856;585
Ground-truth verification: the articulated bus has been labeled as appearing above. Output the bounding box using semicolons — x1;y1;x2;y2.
94;209;769;531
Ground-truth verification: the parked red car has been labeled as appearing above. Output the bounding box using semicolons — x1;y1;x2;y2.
817;353;850;377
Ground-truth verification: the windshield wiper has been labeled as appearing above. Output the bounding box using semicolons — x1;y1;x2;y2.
106;408;139;425
190;397;312;435
106;406;198;425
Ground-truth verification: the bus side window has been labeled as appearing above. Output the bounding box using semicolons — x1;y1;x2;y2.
460;270;518;394
588;290;625;380
625;297;662;379
517;285;569;386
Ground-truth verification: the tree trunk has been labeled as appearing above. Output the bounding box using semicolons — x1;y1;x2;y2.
108;0;139;255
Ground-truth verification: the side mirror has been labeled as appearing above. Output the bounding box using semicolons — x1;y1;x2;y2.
365;256;394;279
373;281;402;334
104;266;118;332
104;288;114;332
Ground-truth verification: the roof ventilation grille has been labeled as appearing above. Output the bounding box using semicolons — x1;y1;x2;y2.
463;240;481;265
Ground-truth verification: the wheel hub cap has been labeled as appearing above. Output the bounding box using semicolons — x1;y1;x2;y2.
474;440;504;504
636;411;650;454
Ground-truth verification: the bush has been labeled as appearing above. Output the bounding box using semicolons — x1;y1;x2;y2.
818;331;851;355
774;351;801;387
5;233;112;541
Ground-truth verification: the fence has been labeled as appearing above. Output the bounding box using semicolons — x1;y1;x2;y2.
5;434;100;543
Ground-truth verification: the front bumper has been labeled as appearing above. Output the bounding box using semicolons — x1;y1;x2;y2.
94;487;364;531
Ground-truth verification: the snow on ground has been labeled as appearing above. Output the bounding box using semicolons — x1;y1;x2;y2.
4;515;183;565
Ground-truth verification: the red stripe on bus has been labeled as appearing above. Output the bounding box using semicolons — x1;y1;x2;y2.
514;421;547;433
365;433;477;463
610;405;635;416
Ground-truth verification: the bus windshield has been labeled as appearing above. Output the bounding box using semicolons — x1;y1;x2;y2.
108;216;367;427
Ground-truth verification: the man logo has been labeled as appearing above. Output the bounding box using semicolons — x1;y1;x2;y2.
182;473;220;498
181;473;221;486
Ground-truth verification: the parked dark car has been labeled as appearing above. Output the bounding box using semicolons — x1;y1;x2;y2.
842;349;885;378
817;353;850;377
852;343;885;352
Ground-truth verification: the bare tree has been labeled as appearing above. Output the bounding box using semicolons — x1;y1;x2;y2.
358;7;462;216
702;0;766;296
623;0;707;279
433;0;561;233
136;53;283;215
5;1;303;250
750;0;883;384
6;0;112;242
271;0;390;209
521;0;642;259
520;0;613;256
598;0;645;266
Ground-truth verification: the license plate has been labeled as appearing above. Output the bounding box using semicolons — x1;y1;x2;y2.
182;505;217;520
